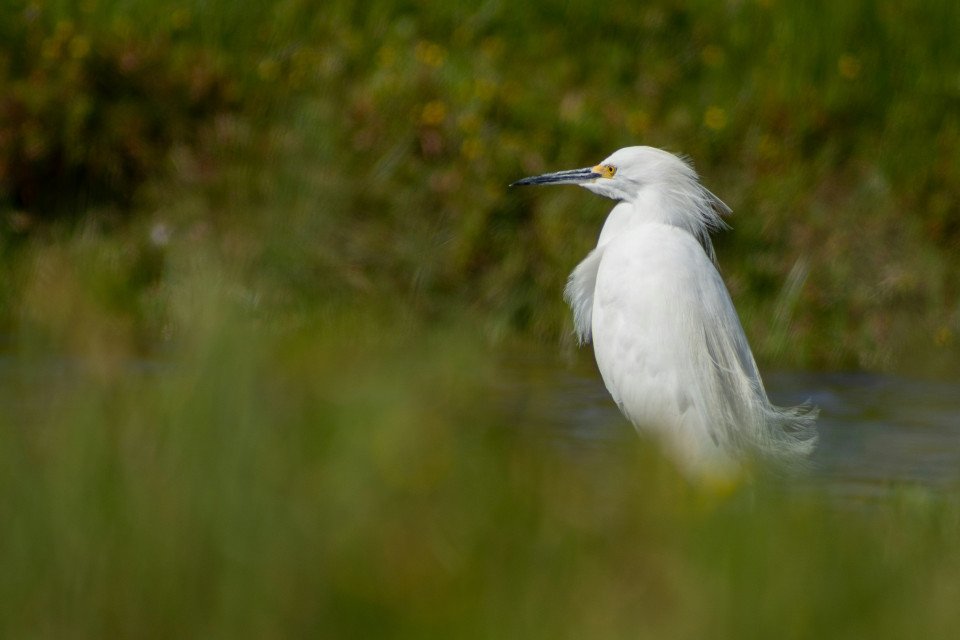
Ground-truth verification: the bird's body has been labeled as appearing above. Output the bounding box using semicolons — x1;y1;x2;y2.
513;146;817;475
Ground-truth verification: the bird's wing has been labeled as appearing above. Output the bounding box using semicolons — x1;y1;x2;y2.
590;224;766;467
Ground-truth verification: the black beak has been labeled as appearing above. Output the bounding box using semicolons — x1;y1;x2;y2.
510;166;602;187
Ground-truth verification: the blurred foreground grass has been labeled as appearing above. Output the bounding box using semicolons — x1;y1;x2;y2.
2;1;960;636
2;250;960;637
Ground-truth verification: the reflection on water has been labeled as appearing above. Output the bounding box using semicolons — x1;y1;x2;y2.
494;349;960;498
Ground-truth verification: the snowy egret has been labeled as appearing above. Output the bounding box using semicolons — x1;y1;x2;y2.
512;146;817;475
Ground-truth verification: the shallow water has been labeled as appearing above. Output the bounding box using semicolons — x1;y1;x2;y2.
494;349;960;498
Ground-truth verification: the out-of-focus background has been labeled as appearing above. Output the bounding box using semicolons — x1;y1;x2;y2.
1;1;959;637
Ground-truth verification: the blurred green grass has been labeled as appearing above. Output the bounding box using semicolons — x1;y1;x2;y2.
2;1;960;636
2;253;960;637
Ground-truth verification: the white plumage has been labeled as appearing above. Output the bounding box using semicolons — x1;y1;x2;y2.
513;146;817;475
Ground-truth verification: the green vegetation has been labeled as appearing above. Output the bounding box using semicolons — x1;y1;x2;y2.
2;0;960;636
2;0;959;369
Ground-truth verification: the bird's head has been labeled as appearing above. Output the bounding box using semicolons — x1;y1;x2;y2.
511;146;702;202
511;145;732;261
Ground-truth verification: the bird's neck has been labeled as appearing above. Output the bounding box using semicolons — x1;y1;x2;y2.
598;183;720;262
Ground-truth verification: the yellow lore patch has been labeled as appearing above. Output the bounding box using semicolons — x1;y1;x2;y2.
592;164;617;179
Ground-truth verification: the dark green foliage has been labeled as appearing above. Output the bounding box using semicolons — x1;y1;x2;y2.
2;0;960;368
0;5;237;217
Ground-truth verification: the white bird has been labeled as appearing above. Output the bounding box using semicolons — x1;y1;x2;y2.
512;146;817;476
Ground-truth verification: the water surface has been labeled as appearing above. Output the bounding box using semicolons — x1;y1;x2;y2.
495;349;960;499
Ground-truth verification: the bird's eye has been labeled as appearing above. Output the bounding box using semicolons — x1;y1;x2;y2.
593;164;617;179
